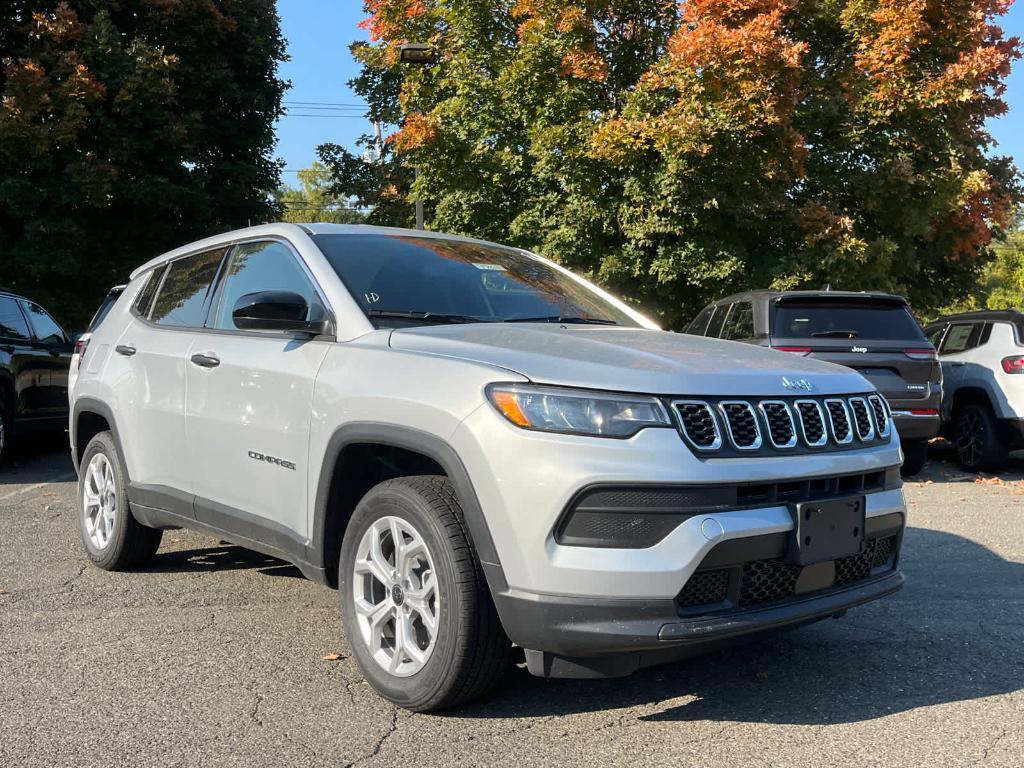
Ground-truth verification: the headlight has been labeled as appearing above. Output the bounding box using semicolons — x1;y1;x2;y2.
485;383;672;438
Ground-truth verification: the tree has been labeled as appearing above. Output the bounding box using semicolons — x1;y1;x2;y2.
277;162;365;224
940;212;1024;313
342;0;1021;328
0;1;287;328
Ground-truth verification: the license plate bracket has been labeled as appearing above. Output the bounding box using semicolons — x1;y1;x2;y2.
787;496;866;566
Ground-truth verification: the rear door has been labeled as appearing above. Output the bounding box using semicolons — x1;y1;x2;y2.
769;297;939;403
0;296;44;421
937;321;985;399
20;300;72;418
109;248;226;500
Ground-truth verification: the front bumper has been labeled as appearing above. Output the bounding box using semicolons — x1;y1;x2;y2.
508;570;904;678
495;509;905;675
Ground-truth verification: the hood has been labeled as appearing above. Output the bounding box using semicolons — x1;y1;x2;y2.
389;324;873;397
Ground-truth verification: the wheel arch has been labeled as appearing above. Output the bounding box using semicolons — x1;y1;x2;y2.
311;424;506;593
71;398;128;478
950;386;996;416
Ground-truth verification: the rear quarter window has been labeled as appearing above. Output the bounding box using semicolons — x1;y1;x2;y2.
772;301;926;341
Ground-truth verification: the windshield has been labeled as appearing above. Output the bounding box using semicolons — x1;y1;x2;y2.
772;301;927;341
312;234;640;327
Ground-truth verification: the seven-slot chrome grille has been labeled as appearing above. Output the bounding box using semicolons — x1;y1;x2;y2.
673;394;891;455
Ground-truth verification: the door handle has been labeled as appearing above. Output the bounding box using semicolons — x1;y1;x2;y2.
190;353;220;368
115;345;137;357
948;361;966;367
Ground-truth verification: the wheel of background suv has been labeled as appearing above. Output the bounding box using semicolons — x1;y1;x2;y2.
899;440;928;477
339;476;512;712
954;403;1008;473
0;389;10;467
78;431;163;569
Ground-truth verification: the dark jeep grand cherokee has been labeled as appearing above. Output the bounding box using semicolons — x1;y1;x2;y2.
686;290;941;475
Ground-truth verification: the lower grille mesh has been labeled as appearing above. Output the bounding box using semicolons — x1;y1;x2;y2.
676;535;900;611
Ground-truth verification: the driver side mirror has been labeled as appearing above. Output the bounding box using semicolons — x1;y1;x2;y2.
232;291;332;336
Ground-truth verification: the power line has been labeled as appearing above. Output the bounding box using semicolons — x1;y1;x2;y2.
281;113;367;118
284;100;368;107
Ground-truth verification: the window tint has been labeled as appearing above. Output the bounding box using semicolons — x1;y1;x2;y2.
0;297;31;340
22;302;65;344
979;322;993;346
132;268;165;319
721;302;755;340
150;249;226;327
706;304;728;338
924;324;946;346
939;323;981;355
686;306;714;336
313;234;640;327
772;301;926;341
88;288;124;332
214;241;322;331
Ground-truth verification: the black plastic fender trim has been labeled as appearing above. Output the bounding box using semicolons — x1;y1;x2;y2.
309;422;508;592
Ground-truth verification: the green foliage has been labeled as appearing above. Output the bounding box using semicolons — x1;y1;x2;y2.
341;0;1022;328
940;216;1024;315
0;1;287;328
276;163;365;224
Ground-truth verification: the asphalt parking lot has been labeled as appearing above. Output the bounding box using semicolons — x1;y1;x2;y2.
1;441;1023;768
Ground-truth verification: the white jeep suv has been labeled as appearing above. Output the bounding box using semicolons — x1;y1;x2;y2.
70;224;907;711
925;310;1024;471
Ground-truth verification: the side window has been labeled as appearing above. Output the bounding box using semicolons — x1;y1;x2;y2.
132;267;165;319
22;302;66;344
706;304;728;338
685;305;714;336
0;296;31;341
925;324;946;346
939;323;980;355
978;322;993;346
150;249;227;328
721;301;755;340
213;241;322;331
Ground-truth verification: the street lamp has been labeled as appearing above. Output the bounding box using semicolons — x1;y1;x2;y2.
397;43;436;230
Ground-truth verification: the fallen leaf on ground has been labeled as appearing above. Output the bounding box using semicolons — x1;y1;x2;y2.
322;652;346;661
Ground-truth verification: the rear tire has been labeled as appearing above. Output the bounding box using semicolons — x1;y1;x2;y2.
339;476;512;712
953;403;1007;473
78;431;162;569
899;440;928;477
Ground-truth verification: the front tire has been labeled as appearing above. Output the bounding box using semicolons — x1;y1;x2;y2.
78;431;162;569
339;476;512;712
900;440;928;477
954;403;1007;473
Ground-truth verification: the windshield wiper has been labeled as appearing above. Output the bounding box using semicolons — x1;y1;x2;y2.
811;329;860;339
366;310;492;325
503;315;619;325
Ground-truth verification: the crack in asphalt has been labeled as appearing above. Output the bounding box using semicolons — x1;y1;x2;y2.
344;706;399;767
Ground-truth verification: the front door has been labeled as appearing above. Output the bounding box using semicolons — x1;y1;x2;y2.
185;240;331;553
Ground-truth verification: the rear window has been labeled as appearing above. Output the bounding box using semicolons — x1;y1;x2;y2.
89;287;125;331
772;301;926;341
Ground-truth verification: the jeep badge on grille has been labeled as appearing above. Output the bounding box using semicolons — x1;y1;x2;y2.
781;377;815;393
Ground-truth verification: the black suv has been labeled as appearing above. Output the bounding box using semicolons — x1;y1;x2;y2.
686;290;941;475
0;288;73;465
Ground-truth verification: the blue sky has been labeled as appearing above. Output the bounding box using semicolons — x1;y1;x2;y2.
274;0;1024;178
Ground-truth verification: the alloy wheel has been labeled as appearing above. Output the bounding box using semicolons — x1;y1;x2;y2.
352;516;439;677
82;453;117;549
955;411;984;468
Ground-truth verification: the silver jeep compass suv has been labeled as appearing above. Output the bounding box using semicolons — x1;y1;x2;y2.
70;224;906;711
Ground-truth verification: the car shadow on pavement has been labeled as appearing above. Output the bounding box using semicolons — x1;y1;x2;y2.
456;527;1024;725
914;445;1024;484
141;545;303;579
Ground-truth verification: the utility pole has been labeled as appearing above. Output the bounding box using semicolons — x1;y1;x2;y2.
398;43;437;231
